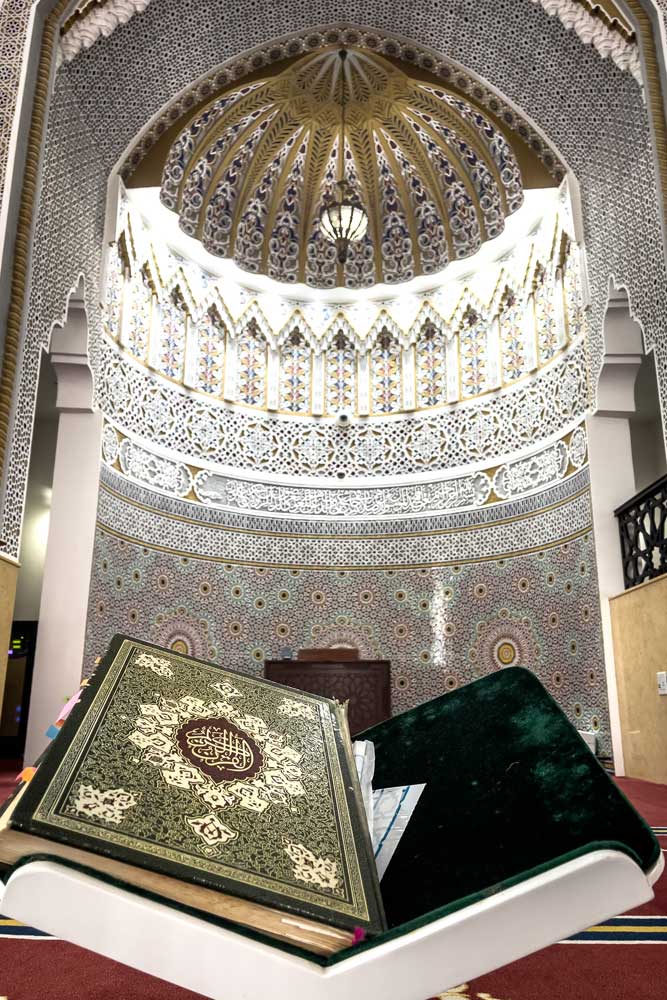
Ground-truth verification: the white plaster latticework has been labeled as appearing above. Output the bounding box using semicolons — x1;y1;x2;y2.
0;0;32;213
117;436;193;498
4;6;667;568
98;337;589;479
49;0;646;95
103;421;586;517
530;1;642;84
60;1;153;63
96;462;593;566
103;193;584;418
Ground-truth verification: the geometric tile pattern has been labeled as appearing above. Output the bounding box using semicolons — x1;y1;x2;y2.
84;513;610;751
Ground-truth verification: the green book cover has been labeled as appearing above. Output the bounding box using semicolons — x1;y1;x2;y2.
11;635;385;934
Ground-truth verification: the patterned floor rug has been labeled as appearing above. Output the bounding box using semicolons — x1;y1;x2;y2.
0;773;665;1000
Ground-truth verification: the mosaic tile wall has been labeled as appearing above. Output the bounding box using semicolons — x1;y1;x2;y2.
84;476;610;753
84;523;609;750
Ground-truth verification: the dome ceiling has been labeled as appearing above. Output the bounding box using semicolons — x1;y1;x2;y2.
159;47;529;289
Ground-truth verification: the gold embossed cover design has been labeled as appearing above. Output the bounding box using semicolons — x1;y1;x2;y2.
11;636;385;933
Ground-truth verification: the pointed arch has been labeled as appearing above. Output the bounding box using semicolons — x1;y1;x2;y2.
278;326;312;412
366;310;405;351
236;314;268;407
194;303;228;396
125;212;163;294
370;323;402;414
235;301;274;349
276;310;316;350
161;265;198;315
321;313;358;351
158;284;190;380
324;320;357;415
449;287;489;330
487;267;524;317
406;301;450;347
415;316;448;408
198;288;236;335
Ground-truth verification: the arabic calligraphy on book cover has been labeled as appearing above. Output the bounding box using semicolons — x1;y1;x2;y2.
13;638;383;931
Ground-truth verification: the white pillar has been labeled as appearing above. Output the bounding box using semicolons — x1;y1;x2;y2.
586;415;637;777
586;283;644;776
24;295;103;764
223;336;237;402
267;347;280;411
312;352;325;416
358;352;370;416
402;345;416;411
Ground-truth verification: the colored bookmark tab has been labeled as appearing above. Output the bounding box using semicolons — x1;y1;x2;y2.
55;688;82;724
45;687;84;741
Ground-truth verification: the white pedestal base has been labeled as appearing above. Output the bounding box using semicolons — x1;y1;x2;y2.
0;850;661;1000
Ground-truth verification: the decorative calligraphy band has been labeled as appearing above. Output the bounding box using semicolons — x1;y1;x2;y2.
102;420;588;518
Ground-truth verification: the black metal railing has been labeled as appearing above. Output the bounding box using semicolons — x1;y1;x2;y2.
615;473;667;589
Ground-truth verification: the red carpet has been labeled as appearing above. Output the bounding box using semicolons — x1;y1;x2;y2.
0;773;665;1000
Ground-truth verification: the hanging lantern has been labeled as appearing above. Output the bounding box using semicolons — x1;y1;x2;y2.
320;180;369;263
319;50;369;265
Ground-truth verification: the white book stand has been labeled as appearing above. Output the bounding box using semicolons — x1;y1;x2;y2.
0;849;662;1000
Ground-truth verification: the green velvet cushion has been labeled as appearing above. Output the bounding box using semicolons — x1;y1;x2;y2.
362;667;660;929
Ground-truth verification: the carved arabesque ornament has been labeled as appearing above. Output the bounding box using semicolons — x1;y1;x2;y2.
159;47;527;288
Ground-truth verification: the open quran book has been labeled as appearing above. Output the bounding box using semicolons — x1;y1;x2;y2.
1;636;385;953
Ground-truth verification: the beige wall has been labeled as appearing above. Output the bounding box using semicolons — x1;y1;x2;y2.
0;555;19;720
610;573;667;784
